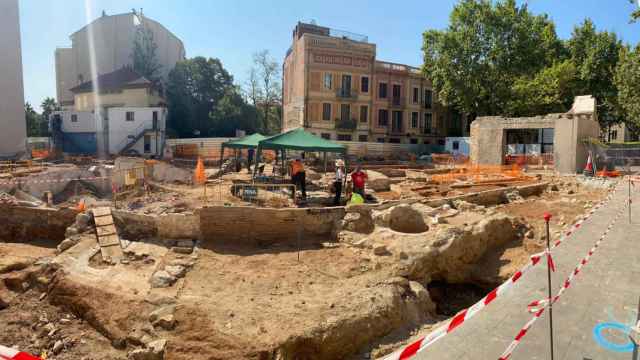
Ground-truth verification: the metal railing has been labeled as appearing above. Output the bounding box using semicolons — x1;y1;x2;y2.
116;121;154;154
335;118;357;131
336;88;357;100
391;96;405;107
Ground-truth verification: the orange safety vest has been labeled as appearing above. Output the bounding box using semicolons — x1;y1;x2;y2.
291;160;304;175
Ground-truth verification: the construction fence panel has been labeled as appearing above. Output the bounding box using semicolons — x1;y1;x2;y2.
587;143;640;171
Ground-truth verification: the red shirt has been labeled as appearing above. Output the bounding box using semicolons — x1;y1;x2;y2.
351;171;367;188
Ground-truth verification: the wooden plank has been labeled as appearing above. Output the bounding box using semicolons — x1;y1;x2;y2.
96;225;117;237
94;215;114;226
98;234;120;247
92;207;111;217
100;244;123;262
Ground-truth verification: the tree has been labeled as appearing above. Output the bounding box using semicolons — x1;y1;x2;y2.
507;60;578;116
166;57;259;137
568;19;622;128
25;102;43;137
631;0;640;21
40;97;59;136
132;21;161;82
615;45;640;129
422;0;565;117
246;50;282;134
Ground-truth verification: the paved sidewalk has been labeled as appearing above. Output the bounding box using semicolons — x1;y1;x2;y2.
415;180;639;360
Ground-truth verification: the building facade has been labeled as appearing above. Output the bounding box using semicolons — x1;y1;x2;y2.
283;22;467;144
51;67;166;157
55;10;185;107
0;0;27;158
607;122;639;143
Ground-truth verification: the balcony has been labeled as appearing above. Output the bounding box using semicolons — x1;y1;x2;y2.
335;118;357;131
390;96;405;108
336;88;357;101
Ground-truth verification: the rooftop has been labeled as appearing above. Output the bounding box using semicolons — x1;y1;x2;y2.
69;67;152;94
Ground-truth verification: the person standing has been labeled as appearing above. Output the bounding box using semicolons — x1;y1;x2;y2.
333;159;345;205
351;165;368;198
289;157;307;200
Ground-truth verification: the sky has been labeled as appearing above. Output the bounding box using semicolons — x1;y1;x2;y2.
18;0;640;110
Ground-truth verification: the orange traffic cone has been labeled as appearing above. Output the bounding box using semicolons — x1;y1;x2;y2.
584;152;594;177
194;157;206;185
76;199;85;212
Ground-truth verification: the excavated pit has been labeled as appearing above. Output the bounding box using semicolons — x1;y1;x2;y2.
427;280;491;316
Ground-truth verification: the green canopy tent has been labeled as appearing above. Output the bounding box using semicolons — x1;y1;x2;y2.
253;127;347;178
220;133;268;171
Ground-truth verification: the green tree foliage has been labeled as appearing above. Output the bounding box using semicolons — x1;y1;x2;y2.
132;22;162;82
423;0;564;117
568;19;622;127
631;0;640;21
166;57;260;137
40;97;59;136
615;45;640;129
25;102;43;137
507;60;578;116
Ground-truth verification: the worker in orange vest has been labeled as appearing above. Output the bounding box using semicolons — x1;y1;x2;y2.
289;156;307;200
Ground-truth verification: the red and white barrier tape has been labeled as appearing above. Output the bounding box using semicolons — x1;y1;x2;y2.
382;182;621;360
0;176;108;186
0;345;40;360
497;200;628;360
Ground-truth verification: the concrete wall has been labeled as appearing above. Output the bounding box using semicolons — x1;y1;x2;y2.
74;88;164;112
0;0;27;157
54;110;97;133
0;205;76;242
57;12;185;104
199;206;345;246
108;107;166;155
470;96;600;174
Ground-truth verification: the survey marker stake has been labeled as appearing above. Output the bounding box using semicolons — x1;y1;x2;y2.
543;212;555;360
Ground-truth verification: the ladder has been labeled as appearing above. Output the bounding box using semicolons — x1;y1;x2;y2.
91;207;124;263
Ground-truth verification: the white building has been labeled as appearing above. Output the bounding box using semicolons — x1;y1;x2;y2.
55;10;185;108
0;0;27;158
51;67;166;157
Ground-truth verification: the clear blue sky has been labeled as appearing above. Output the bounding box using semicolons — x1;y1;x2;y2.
19;0;640;111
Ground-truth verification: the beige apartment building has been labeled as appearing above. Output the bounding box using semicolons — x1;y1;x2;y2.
283;22;466;144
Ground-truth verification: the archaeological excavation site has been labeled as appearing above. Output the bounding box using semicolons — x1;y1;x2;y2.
0;154;615;360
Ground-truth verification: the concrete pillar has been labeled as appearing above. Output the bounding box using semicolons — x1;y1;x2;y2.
0;0;27;157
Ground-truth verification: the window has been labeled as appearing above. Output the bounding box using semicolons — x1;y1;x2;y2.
360;105;368;123
340;104;350;121
392;84;402;105
424;89;433;109
377;138;385;143
324;73;332;89
611;130;618;140
321;133;331;140
144;135;151;153
361;76;369;93
411;112;419;128
424;140;431;145
391;111;403;132
358;135;368;142
377;109;389;126
424;113;433;134
337;134;352;141
413;87;419;104
389;138;401;144
152;111;158;129
322;103;332;121
71;114;78;123
410;138;418;144
453;141;460;150
438;139;446;146
341;74;351;92
379;82;388;99
126;111;135;121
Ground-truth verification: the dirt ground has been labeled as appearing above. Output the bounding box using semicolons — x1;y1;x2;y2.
0;164;615;360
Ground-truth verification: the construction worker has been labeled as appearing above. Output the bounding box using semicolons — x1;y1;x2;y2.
351;165;368;198
333;159;345;205
290;156;307;200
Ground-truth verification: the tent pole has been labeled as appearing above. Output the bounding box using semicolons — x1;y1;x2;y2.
324;152;327;174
